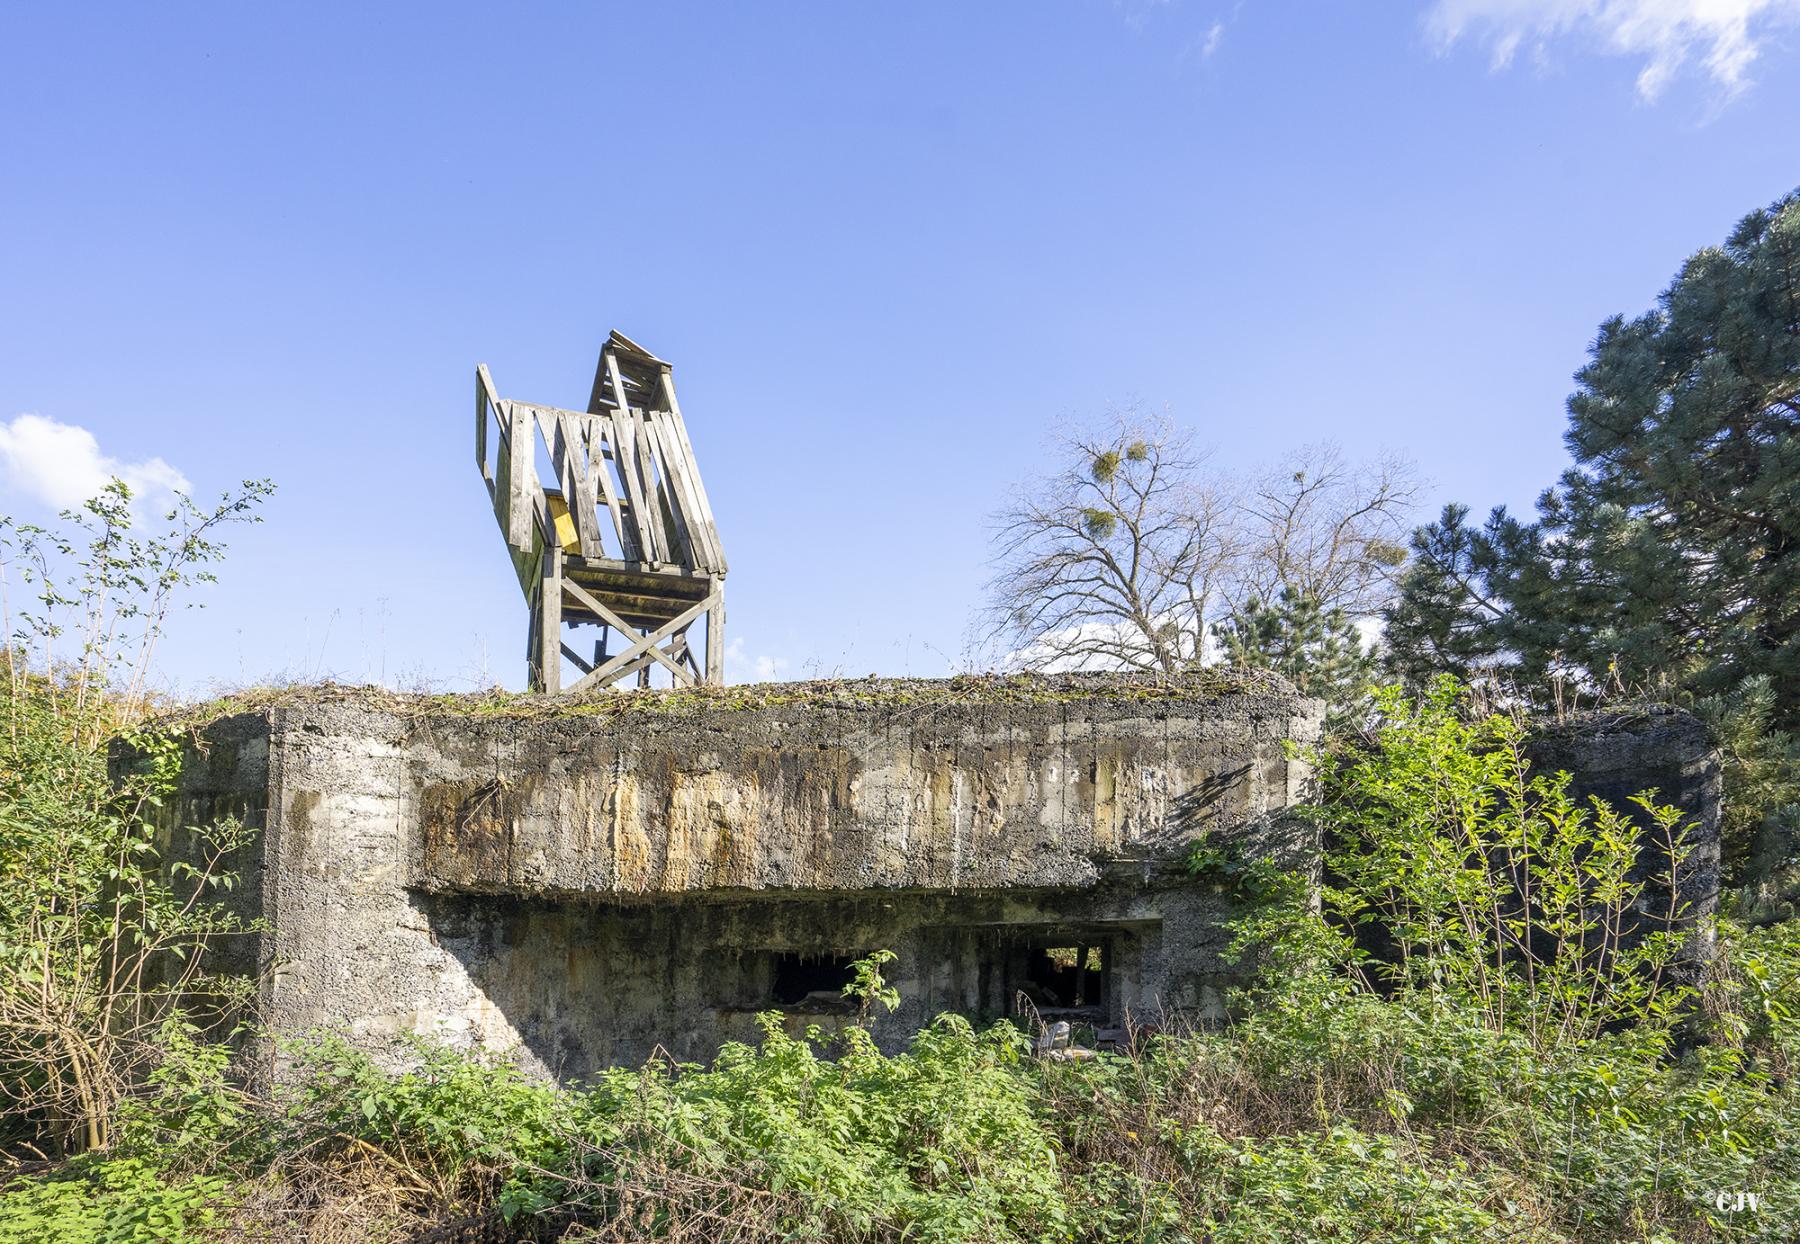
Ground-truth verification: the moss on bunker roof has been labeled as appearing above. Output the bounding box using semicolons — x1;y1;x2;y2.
158;668;1302;733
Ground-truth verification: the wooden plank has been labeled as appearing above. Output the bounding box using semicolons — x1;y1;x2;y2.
604;351;669;550
607;629;693;687
538;550;563;694
504;401;537;552
525;592;541;691
607;350;669;562
494;433;514;540
603;350;661;563
596;415;644;562
475;365;496;479
647;371;711;569
644;408;702;568
602;647;663;688
581;414;627;558
654;405;716;572
632;409;675;562
657;369;728;574
560;577;643;638
560;641;595;676
551;412;605;558
608;328;668;366
558;583;711;614
563;554;715;584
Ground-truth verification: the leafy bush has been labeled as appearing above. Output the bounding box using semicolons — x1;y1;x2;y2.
0;482;269;1154
1286;679;1698;1050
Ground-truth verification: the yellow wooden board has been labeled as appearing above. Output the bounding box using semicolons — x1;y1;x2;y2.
546;493;581;554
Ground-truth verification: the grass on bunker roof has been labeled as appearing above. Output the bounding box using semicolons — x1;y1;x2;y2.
154;667;1297;733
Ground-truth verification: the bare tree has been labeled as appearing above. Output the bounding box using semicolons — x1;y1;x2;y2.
982;421;1421;678
982;411;1240;675
1235;443;1420;619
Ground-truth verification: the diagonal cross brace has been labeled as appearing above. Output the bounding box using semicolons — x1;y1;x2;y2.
560;579;715;693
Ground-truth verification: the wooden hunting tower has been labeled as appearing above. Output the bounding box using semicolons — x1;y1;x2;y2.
475;332;727;693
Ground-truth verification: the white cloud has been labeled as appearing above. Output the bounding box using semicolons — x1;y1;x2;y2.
1425;0;1800;99
0;414;190;516
1201;20;1226;57
724;636;793;685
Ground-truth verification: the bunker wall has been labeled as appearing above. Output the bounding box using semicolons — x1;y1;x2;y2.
169;679;1322;1077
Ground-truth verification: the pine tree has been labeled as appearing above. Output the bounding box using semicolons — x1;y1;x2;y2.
1215;587;1378;723
1385;186;1800;719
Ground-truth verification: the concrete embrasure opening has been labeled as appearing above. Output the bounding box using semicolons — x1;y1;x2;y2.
1023;942;1109;1014
769;952;860;1010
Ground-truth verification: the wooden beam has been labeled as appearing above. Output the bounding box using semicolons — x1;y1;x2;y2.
598;415;646;562
562;555;715;585
644;408;702;568
503;401;538;553
550;412;605;558
560;577;642;639
537;549;563;693
582;416;626;558
603;350;663;563
475;365;497;480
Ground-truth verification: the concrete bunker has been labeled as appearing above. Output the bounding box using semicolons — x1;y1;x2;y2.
163;673;1325;1080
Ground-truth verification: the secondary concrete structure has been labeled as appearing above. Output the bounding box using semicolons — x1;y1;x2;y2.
165;673;1323;1081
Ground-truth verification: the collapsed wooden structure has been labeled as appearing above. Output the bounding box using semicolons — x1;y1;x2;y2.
475;332;727;692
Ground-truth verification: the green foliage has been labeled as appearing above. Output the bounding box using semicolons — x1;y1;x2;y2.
1694;676;1800;905
1;478;273;727
841;948;901;1024
1214;587;1378;724
1206;1125;1512;1243
0;1157;230;1244
1383;188;1800;898
1286;680;1697;1048
1;917;1795;1242
0;481;270;1154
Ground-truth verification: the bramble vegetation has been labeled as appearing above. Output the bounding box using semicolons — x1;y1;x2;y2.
1;904;1795;1243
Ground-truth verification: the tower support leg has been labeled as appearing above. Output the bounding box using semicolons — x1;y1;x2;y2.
530;549;563;693
705;581;726;684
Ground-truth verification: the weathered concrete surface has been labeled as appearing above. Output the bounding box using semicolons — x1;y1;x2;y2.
407;680;1317;898
163;674;1324;1078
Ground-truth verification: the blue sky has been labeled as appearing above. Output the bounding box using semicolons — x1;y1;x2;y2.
4;2;1799;693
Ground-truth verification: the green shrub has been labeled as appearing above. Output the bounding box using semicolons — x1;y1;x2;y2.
1284;678;1698;1050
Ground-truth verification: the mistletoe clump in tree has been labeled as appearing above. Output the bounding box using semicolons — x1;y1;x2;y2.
985;412;1414;709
